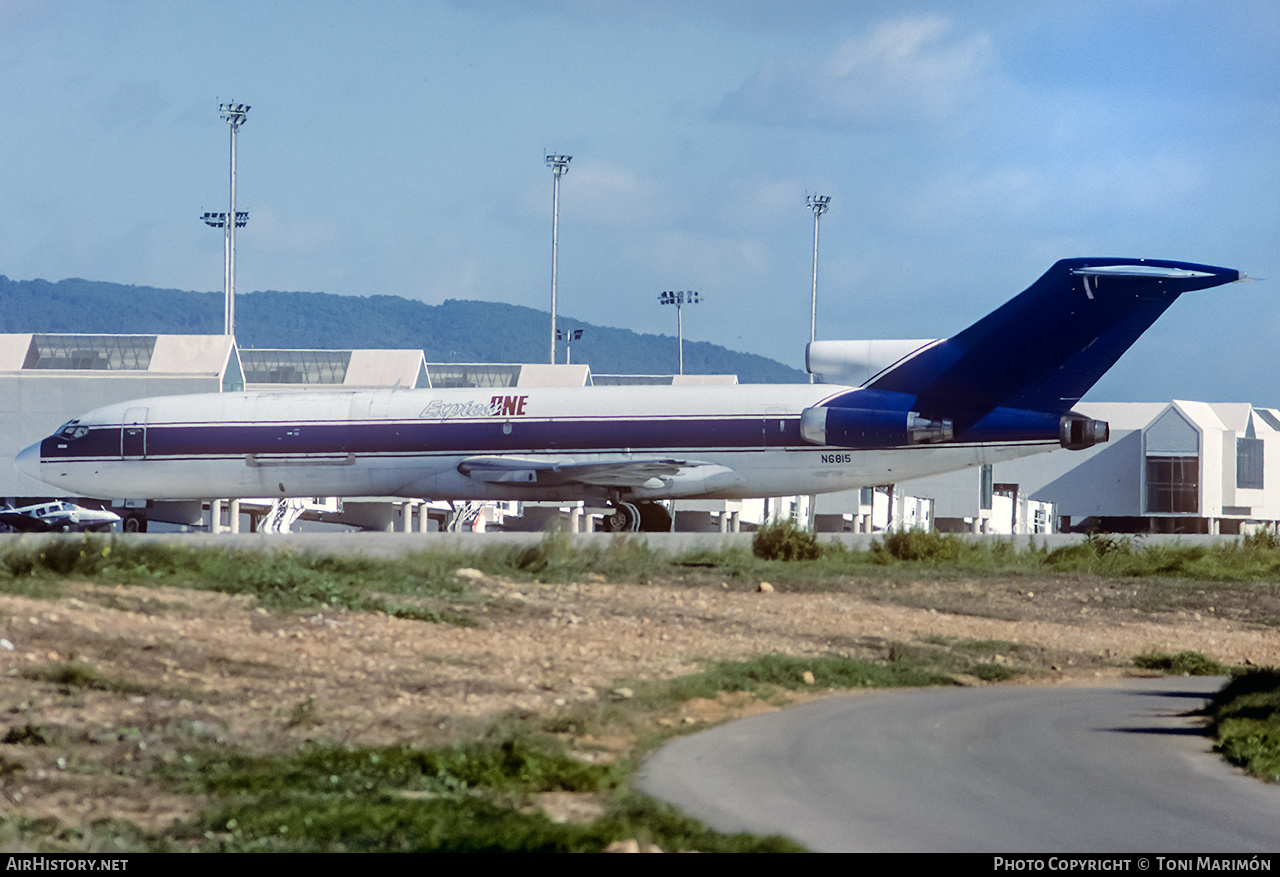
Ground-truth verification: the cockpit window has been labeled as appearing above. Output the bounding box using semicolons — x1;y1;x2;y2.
56;420;90;440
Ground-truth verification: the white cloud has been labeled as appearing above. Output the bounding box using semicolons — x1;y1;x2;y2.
714;176;809;232
562;161;665;226
514;159;670;232
891;167;1044;234
247;206;341;256
874;149;1206;250
720;15;995;128
1070;153;1205;214
623;229;771;289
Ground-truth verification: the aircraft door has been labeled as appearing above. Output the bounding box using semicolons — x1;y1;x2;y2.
763;407;801;447
121;407;148;459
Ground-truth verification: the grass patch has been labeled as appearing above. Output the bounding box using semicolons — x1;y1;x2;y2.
0;533;668;619
198;794;605;852
167;733;798;852
929;636;1025;654
0;575;64;600
21;661;163;698
359;598;478;627
644;653;956;704
0;754;24;777
84;591;188;615
0;536;482;621
9;531;1280;610
1041;533;1280;582
922;635;1041;670
1203;670;1280;783
1133;650;1233;676
188;735;621;798
3;724;49;746
191;790;802;853
618;646;1024;713
504;532;666;584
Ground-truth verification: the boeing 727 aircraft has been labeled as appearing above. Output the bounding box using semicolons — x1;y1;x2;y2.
14;258;1242;531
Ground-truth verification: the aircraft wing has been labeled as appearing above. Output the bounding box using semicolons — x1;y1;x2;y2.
457;455;742;496
0;512;51;533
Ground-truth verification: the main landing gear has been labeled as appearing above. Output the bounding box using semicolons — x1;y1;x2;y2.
602;501;672;533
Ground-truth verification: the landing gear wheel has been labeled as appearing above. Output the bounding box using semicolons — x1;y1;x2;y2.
122;512;147;533
637;501;673;532
604;502;640;532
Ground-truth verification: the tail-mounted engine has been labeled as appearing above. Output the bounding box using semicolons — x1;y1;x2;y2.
1060;414;1109;450
800;406;953;448
801;404;1109;451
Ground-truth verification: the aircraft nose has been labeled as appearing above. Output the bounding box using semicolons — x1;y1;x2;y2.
14;442;42;482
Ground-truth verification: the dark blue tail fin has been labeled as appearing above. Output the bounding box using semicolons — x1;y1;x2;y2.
866;258;1240;427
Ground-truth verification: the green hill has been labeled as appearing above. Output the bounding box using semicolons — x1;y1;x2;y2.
0;276;805;383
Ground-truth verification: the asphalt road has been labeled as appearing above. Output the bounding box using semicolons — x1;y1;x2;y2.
634;676;1280;853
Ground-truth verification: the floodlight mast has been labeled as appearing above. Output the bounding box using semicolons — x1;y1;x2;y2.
222;103;249;337
659;290;700;375
546;154;571;365
202;103;250;337
807;194;830;385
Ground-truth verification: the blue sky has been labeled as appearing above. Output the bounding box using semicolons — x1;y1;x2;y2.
2;1;1277;403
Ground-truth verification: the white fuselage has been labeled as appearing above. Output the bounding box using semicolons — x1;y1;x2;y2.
18;384;1058;503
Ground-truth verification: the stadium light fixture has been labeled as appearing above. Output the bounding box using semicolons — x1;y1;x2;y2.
807;194;831;385
556;327;584;364
201;102;250;337
658;290;700;375
546;154;571;365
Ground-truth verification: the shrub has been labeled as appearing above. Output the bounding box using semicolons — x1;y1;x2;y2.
1133;650;1231;676
751;519;820;561
1243;528;1280;551
878;529;962;562
1082;531;1135;557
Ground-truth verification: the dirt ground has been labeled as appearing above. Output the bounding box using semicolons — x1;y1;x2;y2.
1;567;1278;835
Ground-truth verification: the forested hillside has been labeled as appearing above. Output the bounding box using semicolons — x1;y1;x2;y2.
0;276;806;383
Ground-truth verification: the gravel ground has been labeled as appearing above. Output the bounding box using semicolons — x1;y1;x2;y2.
1;567;1276;833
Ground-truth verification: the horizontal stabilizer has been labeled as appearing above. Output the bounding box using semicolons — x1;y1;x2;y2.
1070;264;1221;278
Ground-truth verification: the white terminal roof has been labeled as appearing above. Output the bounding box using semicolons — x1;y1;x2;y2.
0;333;237;377
241;349;430;389
593;373;738;386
